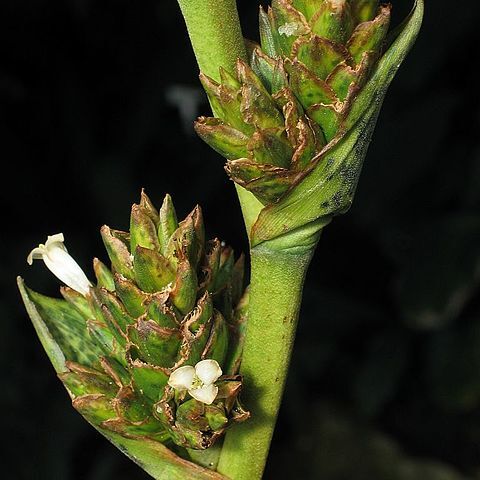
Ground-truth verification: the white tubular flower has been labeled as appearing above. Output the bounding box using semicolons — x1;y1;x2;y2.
168;359;222;405
27;233;92;296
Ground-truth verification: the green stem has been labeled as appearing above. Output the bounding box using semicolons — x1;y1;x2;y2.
217;232;319;479
176;0;246;82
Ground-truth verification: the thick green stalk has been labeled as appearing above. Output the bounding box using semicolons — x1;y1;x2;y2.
217;225;321;479
176;0;246;82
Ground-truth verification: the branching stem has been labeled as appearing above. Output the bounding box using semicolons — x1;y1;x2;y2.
176;1;320;478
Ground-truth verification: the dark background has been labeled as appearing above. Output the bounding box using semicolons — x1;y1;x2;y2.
1;0;480;478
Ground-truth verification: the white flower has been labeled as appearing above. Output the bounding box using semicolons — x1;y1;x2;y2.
168;359;222;405
27;233;92;296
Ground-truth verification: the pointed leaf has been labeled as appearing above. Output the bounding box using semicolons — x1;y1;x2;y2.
17;278;67;373
129;358;169;402
184;292;213;333
291;0;321;21
73;394;116;423
127;319;182;368
347;4;391;64
170;259;198;315
194;117;249;160
310;0;354;44
202;311;229;367
287;59;338;109
145;295;179;329
60;286;94;319
93;287;136;333
139;189;160;226
247;128;293;168
237;60;285;130
101;226;134;280
60;361;118;398
307;102;342;141
226;159;298;204
259;6;279;58
96;430;227;480
350;0;379;24
93;258;115;292
130;203;160;253
250;47;279;93
271;0;309;56
134;246;176;293
114;274;148;317
199;73;254;135
158;194;179;255
18;279;101;368
293;35;350;80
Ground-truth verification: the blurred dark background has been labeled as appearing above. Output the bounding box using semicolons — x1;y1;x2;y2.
1;0;479;478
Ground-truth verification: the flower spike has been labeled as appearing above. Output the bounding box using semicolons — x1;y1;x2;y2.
20;192;249;452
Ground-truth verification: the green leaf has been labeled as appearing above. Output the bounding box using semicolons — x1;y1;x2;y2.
310;0;354;44
307;103;341;141
158;194;179;255
251;0;424;247
130;203;161;253
114;274;148;317
170;259;198;315
60;362;119;398
259;6;278;58
247;128;293;168
293;35;349;81
347;4;391;64
194;117;249;160
129;358;169;402
271;0;309;57
17;277;67;373
18;278;101;369
237;60;284;130
223;288;249;376
93;258;116;291
127;319;182;368
350;0;380;24
202;311;229;367
286;59;338;110
101;226;134;280
134;246;176;293
98;430;227;480
291;0;321;21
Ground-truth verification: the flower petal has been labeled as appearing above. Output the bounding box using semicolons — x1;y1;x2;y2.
27;233;92;295
43;245;92;295
27;246;46;265
168;365;196;391
45;233;67;250
195;359;222;385
189;384;219;405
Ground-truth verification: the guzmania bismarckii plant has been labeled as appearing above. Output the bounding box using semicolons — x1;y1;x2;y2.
18;1;423;479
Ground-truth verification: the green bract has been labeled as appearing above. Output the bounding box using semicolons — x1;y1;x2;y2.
195;0;423;246
18;192;249;476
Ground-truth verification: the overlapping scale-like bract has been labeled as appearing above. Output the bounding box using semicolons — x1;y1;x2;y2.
195;0;391;204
